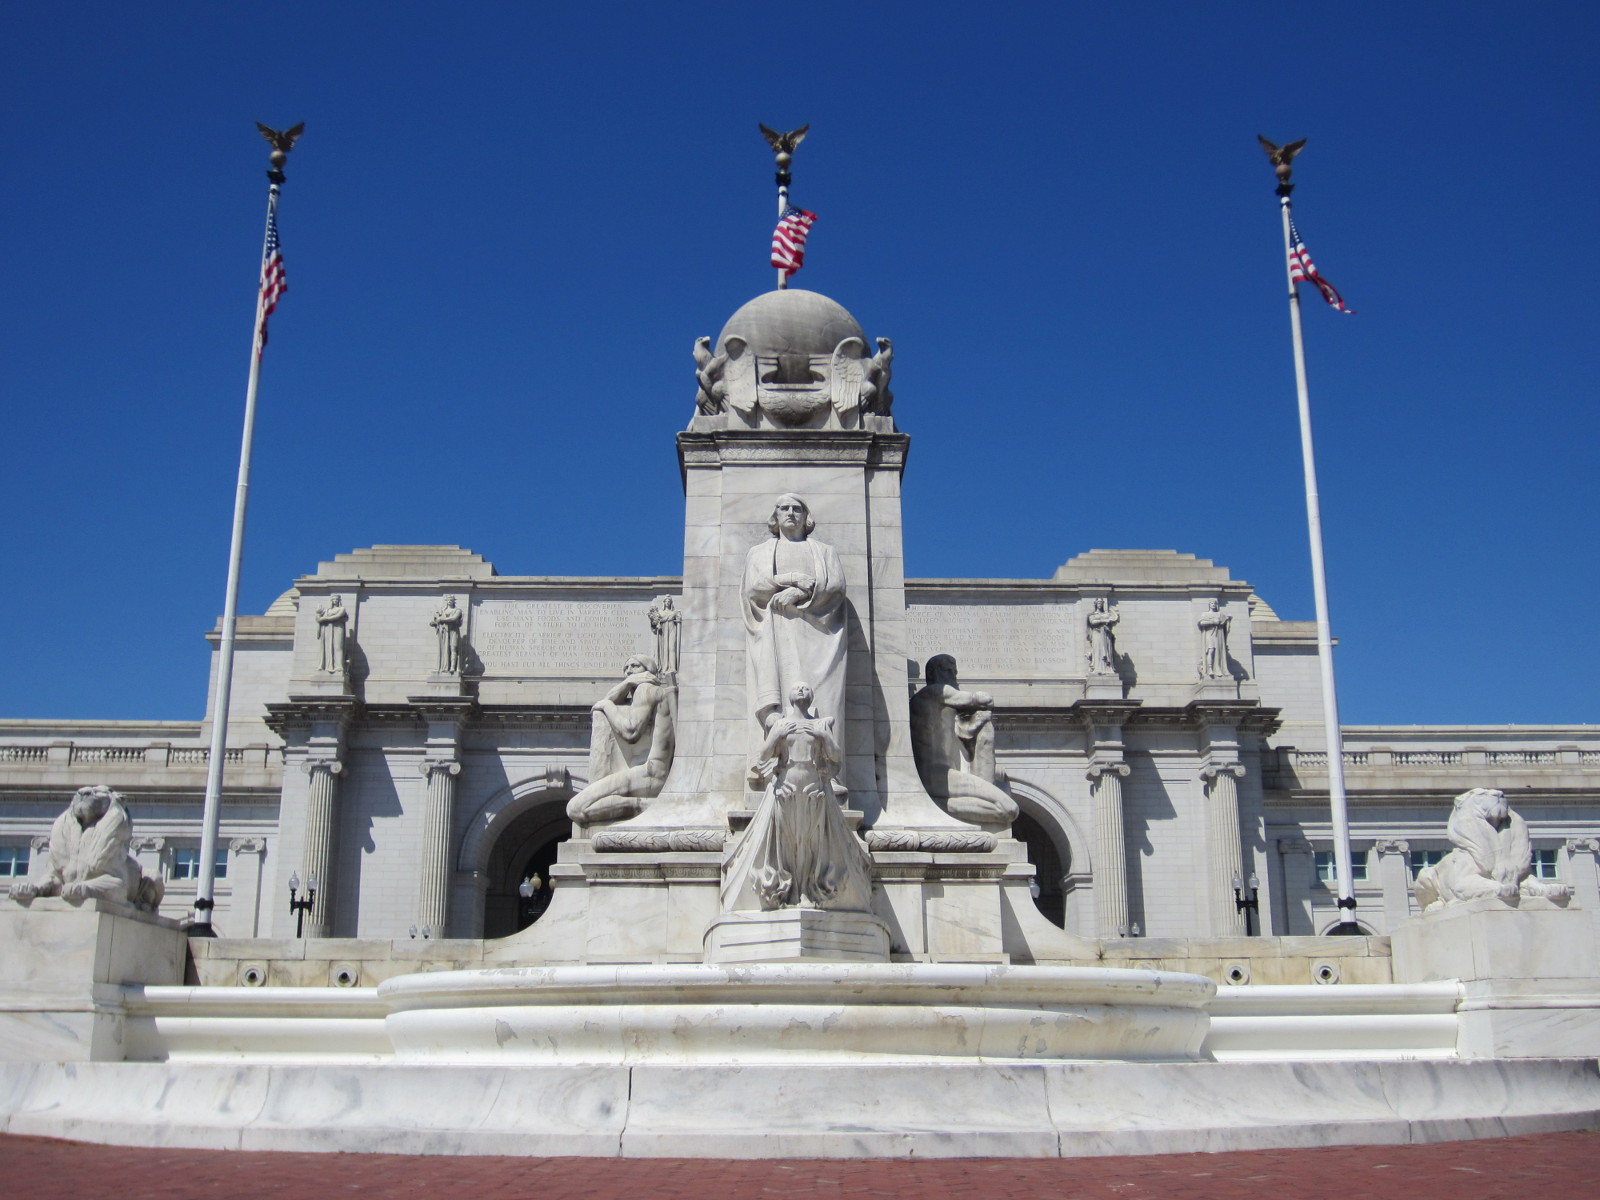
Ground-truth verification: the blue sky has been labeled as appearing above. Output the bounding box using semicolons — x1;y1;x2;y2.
3;2;1596;726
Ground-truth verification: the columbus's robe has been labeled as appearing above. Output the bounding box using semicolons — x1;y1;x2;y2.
742;535;848;734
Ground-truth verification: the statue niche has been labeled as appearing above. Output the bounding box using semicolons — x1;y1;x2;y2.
1414;788;1574;911
566;655;675;828
910;655;1019;827
9;785;165;911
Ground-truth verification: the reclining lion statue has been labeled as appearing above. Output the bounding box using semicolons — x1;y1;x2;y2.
1414;787;1572;912
9;785;165;911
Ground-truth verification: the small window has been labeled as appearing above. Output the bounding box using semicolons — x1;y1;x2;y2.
1314;849;1368;883
171;847;228;881
1410;849;1446;877
0;846;29;878
1531;849;1560;880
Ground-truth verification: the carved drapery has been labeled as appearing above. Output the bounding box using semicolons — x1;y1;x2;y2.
1087;760;1131;936
300;756;343;938
1201;763;1247;936
418;758;461;934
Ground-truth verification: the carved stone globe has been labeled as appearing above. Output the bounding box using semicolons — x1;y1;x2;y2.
716;289;866;360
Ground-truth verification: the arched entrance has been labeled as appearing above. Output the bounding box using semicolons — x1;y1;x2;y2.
481;800;572;939
1013;809;1068;927
1003;778;1088;933
454;768;577;939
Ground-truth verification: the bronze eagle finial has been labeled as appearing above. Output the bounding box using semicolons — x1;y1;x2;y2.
1258;135;1307;188
759;123;809;156
257;122;306;154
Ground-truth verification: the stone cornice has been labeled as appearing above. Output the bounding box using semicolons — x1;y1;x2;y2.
677;429;909;482
264;696;361;738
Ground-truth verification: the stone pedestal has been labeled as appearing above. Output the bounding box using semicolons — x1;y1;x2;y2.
1083;676;1124;701
705;908;890;964
1192;678;1239;701
416;672;467;697
1391;898;1600;1058
0;898;186;1062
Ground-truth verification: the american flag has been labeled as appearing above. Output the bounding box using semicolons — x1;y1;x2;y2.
256;203;288;354
1287;216;1352;314
770;206;817;279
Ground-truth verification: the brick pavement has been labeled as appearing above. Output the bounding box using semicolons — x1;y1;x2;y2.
3;1130;1598;1200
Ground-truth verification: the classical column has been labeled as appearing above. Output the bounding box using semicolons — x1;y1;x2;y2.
1275;837;1315;934
1372;838;1413;932
301;755;343;938
1563;837;1600;913
1087;761;1131;937
418;757;462;936
1201;763;1247;936
228;836;267;937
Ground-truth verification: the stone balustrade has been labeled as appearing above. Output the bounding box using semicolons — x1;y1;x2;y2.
1265;736;1600;790
0;738;281;784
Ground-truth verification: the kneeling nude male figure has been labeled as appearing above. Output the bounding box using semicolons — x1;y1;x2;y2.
566;655;675;827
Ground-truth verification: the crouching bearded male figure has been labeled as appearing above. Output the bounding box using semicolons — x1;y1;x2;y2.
10;785;164;911
567;655;675;827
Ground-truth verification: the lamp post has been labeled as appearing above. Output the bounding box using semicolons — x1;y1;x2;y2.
518;873;546;929
288;870;316;939
1232;871;1261;936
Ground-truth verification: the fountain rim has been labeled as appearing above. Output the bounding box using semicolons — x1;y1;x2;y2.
378;961;1218;1011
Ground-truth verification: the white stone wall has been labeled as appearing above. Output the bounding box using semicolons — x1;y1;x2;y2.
6;548;1598;945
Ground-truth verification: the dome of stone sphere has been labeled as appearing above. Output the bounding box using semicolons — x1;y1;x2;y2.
715;289;866;357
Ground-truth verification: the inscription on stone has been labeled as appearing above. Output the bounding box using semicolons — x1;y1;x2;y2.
906;604;1074;679
474;601;650;677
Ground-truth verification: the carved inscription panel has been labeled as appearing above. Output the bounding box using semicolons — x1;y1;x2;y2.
906;604;1075;679
474;601;651;677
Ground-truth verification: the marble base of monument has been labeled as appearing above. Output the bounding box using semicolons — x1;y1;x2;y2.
0;897;186;1063
1391;898;1600;1058
705;908;890;964
4;1057;1597;1158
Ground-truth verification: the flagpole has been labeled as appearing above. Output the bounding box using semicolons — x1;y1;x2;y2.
191;128;300;935
1270;151;1361;936
776;157;789;290
761;123;807;290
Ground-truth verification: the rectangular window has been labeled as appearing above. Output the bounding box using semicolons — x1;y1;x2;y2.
171;847;228;881
1410;849;1446;877
0;846;29;878
1532;849;1560;880
1314;849;1368;883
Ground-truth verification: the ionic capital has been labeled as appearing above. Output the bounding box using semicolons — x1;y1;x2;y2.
1200;762;1246;782
1086;760;1130;782
1564;836;1600;857
420;758;462;779
304;756;343;778
1372;838;1410;856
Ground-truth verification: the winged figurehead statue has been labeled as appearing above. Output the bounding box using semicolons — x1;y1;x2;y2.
257;122;306;179
759;123;809;170
1257;135;1306;190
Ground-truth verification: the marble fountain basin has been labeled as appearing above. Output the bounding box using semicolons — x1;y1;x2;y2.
378;962;1215;1064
